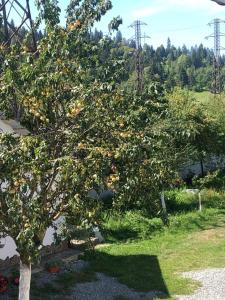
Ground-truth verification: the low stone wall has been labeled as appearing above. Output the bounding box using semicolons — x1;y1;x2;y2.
0;255;19;270
69;237;99;250
0;241;69;270
41;240;68;258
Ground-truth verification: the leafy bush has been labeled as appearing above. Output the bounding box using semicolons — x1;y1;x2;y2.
165;189;198;212
103;211;164;242
165;188;225;213
193;169;225;190
124;212;164;238
102;208;224;243
201;189;225;209
169;208;223;232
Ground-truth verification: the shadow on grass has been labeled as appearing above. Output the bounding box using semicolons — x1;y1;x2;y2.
105;210;225;243
169;209;225;233
104;227;139;243
167;202;199;214
89;252;170;298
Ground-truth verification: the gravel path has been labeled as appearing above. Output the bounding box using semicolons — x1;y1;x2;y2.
32;260;167;300
179;268;225;300
69;272;166;300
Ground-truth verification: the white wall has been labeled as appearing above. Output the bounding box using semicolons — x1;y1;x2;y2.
0;217;64;260
0;119;14;134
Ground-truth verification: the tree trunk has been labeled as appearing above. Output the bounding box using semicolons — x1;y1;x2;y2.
19;260;31;300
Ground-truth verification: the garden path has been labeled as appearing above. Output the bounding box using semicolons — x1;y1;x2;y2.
179;267;225;300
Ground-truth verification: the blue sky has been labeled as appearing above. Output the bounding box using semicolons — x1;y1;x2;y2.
58;0;225;49
13;0;225;49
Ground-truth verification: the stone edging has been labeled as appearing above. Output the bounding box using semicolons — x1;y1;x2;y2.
0;241;69;270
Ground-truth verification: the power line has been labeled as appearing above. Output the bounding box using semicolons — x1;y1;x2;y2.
205;18;225;94
153;24;206;34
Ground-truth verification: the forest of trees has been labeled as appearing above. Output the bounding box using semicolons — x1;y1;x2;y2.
1;19;223;93
90;29;225;92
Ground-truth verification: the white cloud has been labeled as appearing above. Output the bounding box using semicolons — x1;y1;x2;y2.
131;0;223;19
170;0;222;12
132;6;164;18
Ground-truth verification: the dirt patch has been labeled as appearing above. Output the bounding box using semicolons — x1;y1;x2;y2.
192;228;225;242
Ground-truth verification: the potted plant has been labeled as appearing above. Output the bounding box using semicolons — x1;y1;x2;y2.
45;258;63;273
0;274;8;293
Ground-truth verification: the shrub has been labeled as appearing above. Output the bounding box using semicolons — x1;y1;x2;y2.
103;211;164;241
193;169;225;190
165;188;225;212
169;208;223;233
201;189;225;209
102;208;224;243
165;189;198;213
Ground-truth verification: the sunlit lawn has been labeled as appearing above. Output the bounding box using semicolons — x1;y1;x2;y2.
89;209;225;299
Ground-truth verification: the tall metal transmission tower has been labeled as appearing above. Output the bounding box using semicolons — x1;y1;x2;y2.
205;18;225;94
0;0;37;50
129;20;150;92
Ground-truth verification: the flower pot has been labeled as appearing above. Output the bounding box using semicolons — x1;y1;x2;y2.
47;266;60;273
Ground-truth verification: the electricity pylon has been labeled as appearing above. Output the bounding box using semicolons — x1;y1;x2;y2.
0;0;37;50
129;20;150;93
205;18;225;94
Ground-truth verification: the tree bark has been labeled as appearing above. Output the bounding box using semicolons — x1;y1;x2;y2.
19;260;31;300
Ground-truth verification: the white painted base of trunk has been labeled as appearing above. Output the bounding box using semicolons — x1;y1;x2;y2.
19;261;31;300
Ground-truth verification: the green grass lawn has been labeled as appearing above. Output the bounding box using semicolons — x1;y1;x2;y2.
176;89;223;105
189;90;225;110
88;208;225;299
192;91;214;104
8;208;225;300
